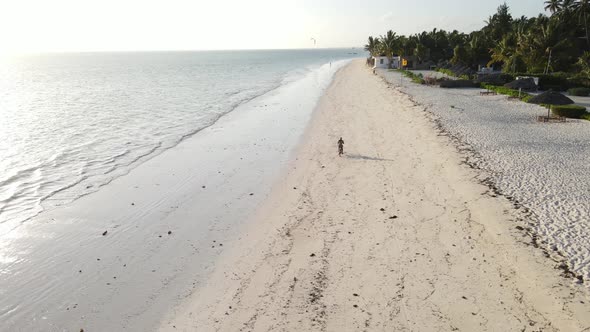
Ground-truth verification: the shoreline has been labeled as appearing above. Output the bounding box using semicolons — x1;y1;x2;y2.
162;60;590;331
0;59;350;331
0;51;355;236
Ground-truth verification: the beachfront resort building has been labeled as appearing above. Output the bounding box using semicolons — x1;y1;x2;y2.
372;56;404;69
372;56;390;69
372;55;432;70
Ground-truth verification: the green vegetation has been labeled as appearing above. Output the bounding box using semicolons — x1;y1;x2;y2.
436;68;472;80
582;113;590;120
390;69;427;84
365;1;590;82
481;84;533;101
567;87;590;96
437;68;454;77
402;70;425;84
439;80;480;88
551;104;588;118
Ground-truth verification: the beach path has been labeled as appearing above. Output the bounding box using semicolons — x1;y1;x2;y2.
161;60;590;331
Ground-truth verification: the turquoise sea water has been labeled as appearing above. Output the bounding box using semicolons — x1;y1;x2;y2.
0;49;363;232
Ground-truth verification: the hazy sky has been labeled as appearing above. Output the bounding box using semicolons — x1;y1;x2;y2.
0;0;545;54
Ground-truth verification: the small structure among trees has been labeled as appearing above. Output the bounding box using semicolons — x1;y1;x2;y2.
364;1;590;82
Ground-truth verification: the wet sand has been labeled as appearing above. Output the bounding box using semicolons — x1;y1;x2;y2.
161;60;590;331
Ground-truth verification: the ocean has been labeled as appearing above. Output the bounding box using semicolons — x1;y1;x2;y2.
0;49;363;234
0;49;363;330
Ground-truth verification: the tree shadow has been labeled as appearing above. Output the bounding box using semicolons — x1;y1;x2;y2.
345;153;394;162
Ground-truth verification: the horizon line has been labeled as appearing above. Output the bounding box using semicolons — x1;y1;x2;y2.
1;46;365;57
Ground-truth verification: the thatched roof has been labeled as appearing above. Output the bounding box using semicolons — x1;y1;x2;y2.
504;78;537;91
528;91;574;105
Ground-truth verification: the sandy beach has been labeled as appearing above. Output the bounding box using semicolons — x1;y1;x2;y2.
378;69;590;282
161;60;590;331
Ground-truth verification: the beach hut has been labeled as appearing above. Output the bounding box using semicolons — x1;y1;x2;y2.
372;56;390;69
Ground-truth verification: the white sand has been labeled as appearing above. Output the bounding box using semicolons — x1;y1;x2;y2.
378;69;590;284
161;61;590;331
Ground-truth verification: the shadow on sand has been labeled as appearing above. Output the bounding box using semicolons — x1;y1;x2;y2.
344;154;394;162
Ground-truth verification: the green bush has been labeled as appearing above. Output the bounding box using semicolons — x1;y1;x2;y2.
476;73;514;86
568;77;590;89
440;80;479;88
500;73;515;83
543;84;567;91
551;105;588;118
567;87;590;96
401;70;425;84
538;75;568;91
581;113;590;121
437;68;454;77
481;84;531;101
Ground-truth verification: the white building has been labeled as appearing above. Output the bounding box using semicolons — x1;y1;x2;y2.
391;56;401;69
372;56;390;69
374;56;403;69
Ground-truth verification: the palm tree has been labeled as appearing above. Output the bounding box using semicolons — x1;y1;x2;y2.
560;0;576;15
364;36;380;56
363;0;590;73
379;30;399;68
575;51;590;76
573;0;590;47
488;34;525;72
515;14;574;72
488;36;513;66
484;3;513;42
415;43;430;63
398;35;414;56
556;0;576;25
563;0;576;8
544;0;562;14
451;45;469;65
467;32;489;66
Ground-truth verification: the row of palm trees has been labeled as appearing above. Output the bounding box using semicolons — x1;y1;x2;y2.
544;0;590;47
365;1;590;75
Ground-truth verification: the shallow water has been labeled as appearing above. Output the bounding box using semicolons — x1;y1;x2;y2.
0;49;362;234
0;54;356;330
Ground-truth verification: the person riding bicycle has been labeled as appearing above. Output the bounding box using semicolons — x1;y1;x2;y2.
338;137;344;156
